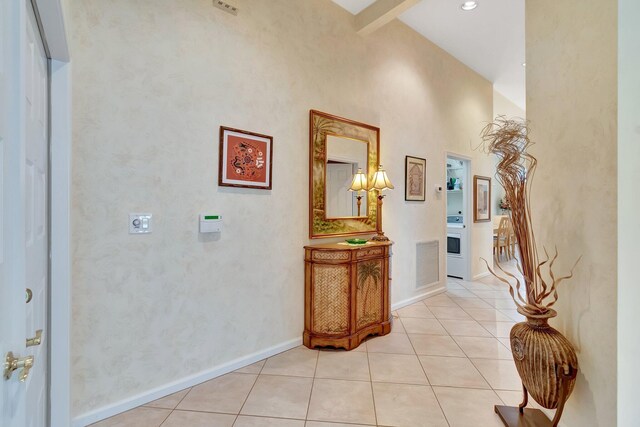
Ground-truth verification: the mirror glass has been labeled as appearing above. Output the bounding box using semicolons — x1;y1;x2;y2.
325;135;368;218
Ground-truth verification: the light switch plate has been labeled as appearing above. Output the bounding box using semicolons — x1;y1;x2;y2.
129;213;152;234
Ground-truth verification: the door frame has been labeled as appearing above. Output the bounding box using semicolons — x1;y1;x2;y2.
31;1;71;426
445;152;473;281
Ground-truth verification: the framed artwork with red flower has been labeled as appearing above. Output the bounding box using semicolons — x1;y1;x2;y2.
219;126;273;190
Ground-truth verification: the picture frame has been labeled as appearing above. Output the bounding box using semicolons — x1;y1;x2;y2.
405;156;426;201
473;175;492;222
219;126;273;190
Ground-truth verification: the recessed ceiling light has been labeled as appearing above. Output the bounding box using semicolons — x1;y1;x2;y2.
461;1;478;11
522;62;527;67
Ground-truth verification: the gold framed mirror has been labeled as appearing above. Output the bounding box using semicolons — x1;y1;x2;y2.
309;110;380;239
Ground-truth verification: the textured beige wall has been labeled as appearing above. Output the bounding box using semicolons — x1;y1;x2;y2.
70;0;493;417
526;1;617;426
493;90;525;120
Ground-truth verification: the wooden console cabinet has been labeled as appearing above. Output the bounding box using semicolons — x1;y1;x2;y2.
303;241;392;350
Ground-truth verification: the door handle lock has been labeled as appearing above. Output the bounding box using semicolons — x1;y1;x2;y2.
3;352;34;382
26;330;43;347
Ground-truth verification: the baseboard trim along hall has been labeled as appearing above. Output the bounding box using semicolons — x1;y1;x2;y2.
73;337;302;427
391;286;446;311
473;271;491;281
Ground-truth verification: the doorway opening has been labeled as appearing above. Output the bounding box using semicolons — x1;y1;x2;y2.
445;155;471;280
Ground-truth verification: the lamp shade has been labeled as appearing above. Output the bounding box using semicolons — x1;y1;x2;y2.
349;168;368;192
369;165;394;191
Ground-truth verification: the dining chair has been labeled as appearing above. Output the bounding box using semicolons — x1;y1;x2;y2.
493;217;511;261
507;219;517;259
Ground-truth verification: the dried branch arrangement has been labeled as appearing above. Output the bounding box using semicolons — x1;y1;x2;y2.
480;117;580;316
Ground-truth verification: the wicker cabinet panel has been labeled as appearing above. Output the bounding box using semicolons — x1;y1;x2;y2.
356;259;384;329
304;242;392;350
313;251;350;261
312;265;349;334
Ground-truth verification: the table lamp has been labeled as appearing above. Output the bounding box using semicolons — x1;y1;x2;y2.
368;164;394;241
348;168;368;217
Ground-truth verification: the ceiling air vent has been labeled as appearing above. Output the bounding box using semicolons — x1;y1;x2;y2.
213;0;238;16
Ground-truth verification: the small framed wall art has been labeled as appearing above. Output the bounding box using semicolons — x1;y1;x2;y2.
219;126;273;190
405;156;426;201
473;175;492;222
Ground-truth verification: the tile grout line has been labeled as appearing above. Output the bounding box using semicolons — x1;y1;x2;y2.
364;339;379;427
232;365;263;425
230;359;270;426
155;409;173;427
404;320;451;427
302;346;320;423
157;385;196;426
164;408;308;421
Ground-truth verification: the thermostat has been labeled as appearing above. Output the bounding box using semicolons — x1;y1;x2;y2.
200;214;223;233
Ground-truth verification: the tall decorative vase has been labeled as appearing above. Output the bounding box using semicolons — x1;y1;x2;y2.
481;117;581;427
511;309;578;422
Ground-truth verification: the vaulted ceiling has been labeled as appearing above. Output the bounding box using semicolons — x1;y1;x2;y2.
333;0;526;110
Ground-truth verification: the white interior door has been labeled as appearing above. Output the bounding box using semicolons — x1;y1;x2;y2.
0;0;27;425
1;1;49;426
326;163;354;218
25;2;49;426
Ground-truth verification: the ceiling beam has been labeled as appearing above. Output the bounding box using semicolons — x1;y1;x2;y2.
355;0;421;36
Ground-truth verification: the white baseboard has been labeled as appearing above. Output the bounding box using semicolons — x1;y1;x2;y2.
73;337;302;427
391;286;446;311
473;271;491;280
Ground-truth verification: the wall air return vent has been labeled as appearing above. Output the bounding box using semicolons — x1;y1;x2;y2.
416;240;439;289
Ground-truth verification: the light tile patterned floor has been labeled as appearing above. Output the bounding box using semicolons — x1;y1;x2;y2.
92;270;539;427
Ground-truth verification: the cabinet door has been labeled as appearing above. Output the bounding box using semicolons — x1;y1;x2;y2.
312;264;350;334
355;259;384;330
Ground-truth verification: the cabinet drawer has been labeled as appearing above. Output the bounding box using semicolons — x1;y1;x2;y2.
357;247;384;259
313;250;350;261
